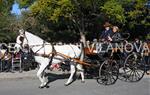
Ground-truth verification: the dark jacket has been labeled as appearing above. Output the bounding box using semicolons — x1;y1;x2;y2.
110;32;122;43
100;29;112;41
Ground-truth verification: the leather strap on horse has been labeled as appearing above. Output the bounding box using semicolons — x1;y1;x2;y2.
56;52;92;66
47;44;56;68
31;42;94;67
56;52;98;67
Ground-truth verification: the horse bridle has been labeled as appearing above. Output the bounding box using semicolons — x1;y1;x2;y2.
19;32;56;57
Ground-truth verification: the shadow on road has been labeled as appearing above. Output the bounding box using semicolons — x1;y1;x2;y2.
46;73;70;84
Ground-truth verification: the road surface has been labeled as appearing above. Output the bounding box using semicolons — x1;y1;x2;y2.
0;74;149;95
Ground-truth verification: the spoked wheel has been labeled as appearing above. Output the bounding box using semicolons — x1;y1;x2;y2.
97;60;119;85
119;53;145;82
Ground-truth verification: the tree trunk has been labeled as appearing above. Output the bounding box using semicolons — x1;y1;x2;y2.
80;32;86;47
80;13;87;47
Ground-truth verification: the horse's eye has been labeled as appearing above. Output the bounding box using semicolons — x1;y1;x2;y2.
19;36;24;41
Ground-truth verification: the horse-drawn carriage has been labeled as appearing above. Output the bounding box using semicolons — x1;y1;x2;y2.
15;30;150;88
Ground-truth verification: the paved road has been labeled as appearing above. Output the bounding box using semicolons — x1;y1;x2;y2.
0;74;149;95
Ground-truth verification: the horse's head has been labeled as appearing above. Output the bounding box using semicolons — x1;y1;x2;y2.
15;29;28;52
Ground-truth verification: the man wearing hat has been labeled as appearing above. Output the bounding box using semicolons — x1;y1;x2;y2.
100;22;112;41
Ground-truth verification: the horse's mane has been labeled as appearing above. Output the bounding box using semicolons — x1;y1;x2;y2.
25;31;49;45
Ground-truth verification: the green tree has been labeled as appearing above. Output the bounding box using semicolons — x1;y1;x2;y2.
124;0;149;39
101;0;149;39
0;0;17;43
101;0;125;23
16;0;35;8
17;0;150;41
28;0;106;44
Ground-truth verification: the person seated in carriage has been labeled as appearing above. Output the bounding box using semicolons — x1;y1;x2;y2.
109;26;122;53
101;25;122;57
99;22;113;54
100;22;113;41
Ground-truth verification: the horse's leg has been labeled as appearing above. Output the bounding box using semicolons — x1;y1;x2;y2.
78;45;85;82
65;62;75;86
37;60;49;88
76;64;85;83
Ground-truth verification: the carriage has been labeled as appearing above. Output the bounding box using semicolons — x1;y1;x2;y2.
82;39;150;85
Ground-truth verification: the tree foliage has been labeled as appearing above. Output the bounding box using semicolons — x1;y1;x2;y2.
16;0;150;40
0;0;148;43
101;0;125;23
16;0;35;9
0;0;17;43
26;0;105;43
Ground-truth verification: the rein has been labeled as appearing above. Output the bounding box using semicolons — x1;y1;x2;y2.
56;52;91;66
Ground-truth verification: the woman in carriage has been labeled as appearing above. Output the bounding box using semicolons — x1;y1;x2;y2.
109;26;122;54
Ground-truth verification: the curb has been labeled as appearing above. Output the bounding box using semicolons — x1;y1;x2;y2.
0;70;67;80
0;70;37;80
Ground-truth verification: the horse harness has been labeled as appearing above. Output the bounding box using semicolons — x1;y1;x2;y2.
18;35;91;66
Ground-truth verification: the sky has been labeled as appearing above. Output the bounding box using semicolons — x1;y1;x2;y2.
11;2;21;15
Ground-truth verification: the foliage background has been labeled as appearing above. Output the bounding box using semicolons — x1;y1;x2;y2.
0;0;149;43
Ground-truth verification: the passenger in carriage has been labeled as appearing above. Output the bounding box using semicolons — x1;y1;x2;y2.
109;26;122;55
99;22;113;53
100;22;113;41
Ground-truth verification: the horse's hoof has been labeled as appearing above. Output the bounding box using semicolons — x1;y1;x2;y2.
38;85;49;89
38;84;49;89
64;83;69;86
64;82;71;86
39;86;44;89
45;85;50;88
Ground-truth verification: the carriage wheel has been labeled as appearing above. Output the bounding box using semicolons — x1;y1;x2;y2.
120;53;145;82
97;60;119;85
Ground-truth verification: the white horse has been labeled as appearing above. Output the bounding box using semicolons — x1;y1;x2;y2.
15;30;85;88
